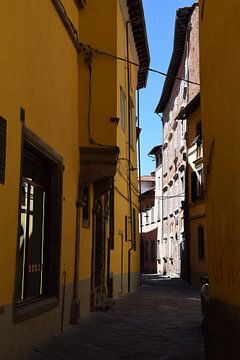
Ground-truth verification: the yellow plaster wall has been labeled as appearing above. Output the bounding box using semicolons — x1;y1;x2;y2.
0;0;79;305
187;107;207;282
78;0;118;148
200;0;240;304
114;0;140;276
0;0;141;310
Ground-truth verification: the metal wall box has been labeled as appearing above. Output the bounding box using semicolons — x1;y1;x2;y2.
0;116;7;184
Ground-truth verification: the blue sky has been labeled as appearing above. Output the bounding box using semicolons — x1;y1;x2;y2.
139;0;196;175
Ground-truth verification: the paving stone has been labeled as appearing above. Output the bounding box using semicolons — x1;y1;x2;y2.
24;275;204;360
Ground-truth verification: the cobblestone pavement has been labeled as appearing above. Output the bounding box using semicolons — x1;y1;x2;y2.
24;275;204;360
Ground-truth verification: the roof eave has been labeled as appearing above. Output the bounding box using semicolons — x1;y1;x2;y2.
127;0;150;89
155;5;195;113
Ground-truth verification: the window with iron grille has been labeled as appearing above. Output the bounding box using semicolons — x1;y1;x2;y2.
16;131;62;312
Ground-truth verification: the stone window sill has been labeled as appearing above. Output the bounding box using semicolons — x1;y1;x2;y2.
14;297;59;323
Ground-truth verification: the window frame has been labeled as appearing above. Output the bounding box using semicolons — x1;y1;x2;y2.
13;127;63;322
191;167;204;202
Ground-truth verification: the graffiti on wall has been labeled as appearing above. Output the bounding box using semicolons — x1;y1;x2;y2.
210;201;240;286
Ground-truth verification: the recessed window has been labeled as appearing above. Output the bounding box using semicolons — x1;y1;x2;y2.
16;130;62;314
191;168;204;202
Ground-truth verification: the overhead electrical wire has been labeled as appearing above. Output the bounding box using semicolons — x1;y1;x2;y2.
93;47;200;86
55;0;200;87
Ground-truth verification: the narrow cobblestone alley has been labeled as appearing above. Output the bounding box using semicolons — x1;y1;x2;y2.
24;275;204;360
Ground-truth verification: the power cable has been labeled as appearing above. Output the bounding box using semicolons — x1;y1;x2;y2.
92;47;200;86
55;0;200;87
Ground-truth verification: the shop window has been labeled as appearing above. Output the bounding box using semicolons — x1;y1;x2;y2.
16;129;62;315
82;185;90;227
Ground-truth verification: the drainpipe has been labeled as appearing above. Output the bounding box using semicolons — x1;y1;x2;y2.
107;177;114;297
70;180;82;324
183;24;191;282
157;112;165;275
126;21;133;293
137;89;143;281
161;116;165;275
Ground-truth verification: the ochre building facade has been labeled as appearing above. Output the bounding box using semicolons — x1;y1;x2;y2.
0;1;149;358
199;0;240;358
